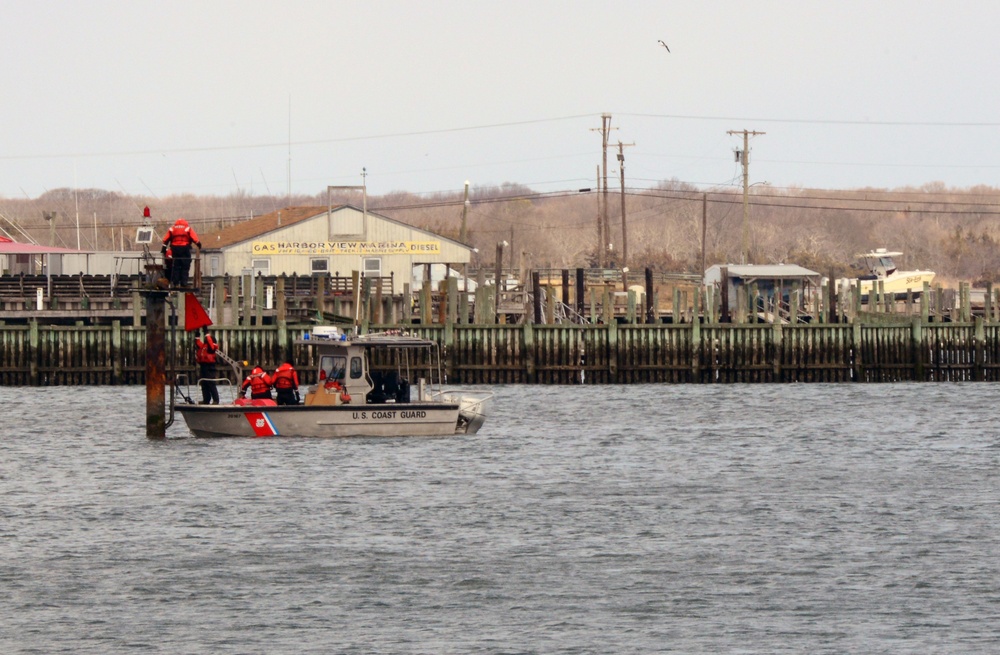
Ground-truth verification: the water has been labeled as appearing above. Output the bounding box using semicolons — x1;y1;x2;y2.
3;383;1000;654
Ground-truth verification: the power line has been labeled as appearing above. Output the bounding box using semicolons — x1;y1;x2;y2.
622;112;1000;128
0;115;596;161
17;184;1000;237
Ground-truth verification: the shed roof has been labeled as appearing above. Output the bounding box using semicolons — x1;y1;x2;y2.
0;241;92;255
711;264;820;279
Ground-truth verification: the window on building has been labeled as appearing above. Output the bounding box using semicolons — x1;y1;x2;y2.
363;257;382;278
210;256;221;276
251;259;270;276
310;258;329;274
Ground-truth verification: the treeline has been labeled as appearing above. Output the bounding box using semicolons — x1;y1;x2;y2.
4;180;1000;286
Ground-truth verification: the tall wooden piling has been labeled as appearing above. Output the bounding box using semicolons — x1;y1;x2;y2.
144;290;167;439
645;268;655;323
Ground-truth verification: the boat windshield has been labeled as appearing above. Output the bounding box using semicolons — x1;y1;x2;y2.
864;255;897;277
319;355;347;382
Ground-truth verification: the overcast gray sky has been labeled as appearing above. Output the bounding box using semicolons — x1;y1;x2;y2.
2;1;998;200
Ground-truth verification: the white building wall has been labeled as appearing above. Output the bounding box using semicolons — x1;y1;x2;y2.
30;208;473;284
216;208;471;285
60;252;146;276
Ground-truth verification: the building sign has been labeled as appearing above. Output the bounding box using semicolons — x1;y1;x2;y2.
251;241;441;255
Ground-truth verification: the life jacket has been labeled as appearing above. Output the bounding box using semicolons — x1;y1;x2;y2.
242;367;272;395
273;363;299;390
323;378;350;403
163;219;199;248
195;335;217;364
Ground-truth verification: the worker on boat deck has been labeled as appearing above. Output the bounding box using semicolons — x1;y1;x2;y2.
322;366;351;403
272;362;300;405
161;217;201;288
241;365;273;401
195;331;220;405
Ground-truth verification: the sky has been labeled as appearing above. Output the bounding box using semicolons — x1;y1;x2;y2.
2;1;1000;201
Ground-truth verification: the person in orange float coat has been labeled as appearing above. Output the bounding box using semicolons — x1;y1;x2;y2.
161;217;201;288
272;362;300;405
241;365;273;401
195;332;220;405
322;365;351;403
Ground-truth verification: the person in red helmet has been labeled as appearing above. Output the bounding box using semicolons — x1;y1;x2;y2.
161;217;201;288
272;362;300;405
240;365;273;401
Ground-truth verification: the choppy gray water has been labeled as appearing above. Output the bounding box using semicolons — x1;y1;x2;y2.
2;383;999;654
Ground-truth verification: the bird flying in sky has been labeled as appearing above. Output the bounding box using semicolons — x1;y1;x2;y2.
658;39;670;52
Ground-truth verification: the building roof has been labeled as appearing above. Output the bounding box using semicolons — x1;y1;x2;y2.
199;205;330;250
0;241;92;255
709;264;821;279
199;204;474;254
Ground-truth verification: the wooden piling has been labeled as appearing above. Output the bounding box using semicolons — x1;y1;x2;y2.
144;290;167;439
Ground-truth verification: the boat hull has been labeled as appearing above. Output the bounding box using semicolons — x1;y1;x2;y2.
176;402;464;438
858;271;936;296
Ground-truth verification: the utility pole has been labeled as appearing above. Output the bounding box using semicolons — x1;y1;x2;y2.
727;129;765;264
44;211;56;247
459;180;470;243
616;141;635;275
595;166;602;267
591;114;616;268
701;192;707;277
460;180;470;292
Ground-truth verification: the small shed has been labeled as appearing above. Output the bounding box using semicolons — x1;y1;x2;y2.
0;238;93;276
704;263;823;310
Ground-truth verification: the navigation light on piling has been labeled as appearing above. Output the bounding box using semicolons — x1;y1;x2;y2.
143;206;151;219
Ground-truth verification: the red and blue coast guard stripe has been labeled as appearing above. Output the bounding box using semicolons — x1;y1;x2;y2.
244;411;279;437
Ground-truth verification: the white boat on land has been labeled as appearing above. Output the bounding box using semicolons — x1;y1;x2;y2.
173;326;492;438
852;248;936;298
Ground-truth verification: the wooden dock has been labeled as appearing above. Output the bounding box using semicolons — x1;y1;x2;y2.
2;319;999;386
3;270;1000;385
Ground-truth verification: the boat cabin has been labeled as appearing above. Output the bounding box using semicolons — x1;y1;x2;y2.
299;327;434;407
858;249;902;280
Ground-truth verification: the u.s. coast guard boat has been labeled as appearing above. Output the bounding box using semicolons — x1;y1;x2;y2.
173;326;492;438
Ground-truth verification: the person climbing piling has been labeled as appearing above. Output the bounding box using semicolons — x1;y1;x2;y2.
161;217;201;288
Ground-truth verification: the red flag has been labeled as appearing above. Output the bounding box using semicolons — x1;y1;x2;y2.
184;293;213;332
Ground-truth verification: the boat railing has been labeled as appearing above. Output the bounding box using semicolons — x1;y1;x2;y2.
173;374;239;405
